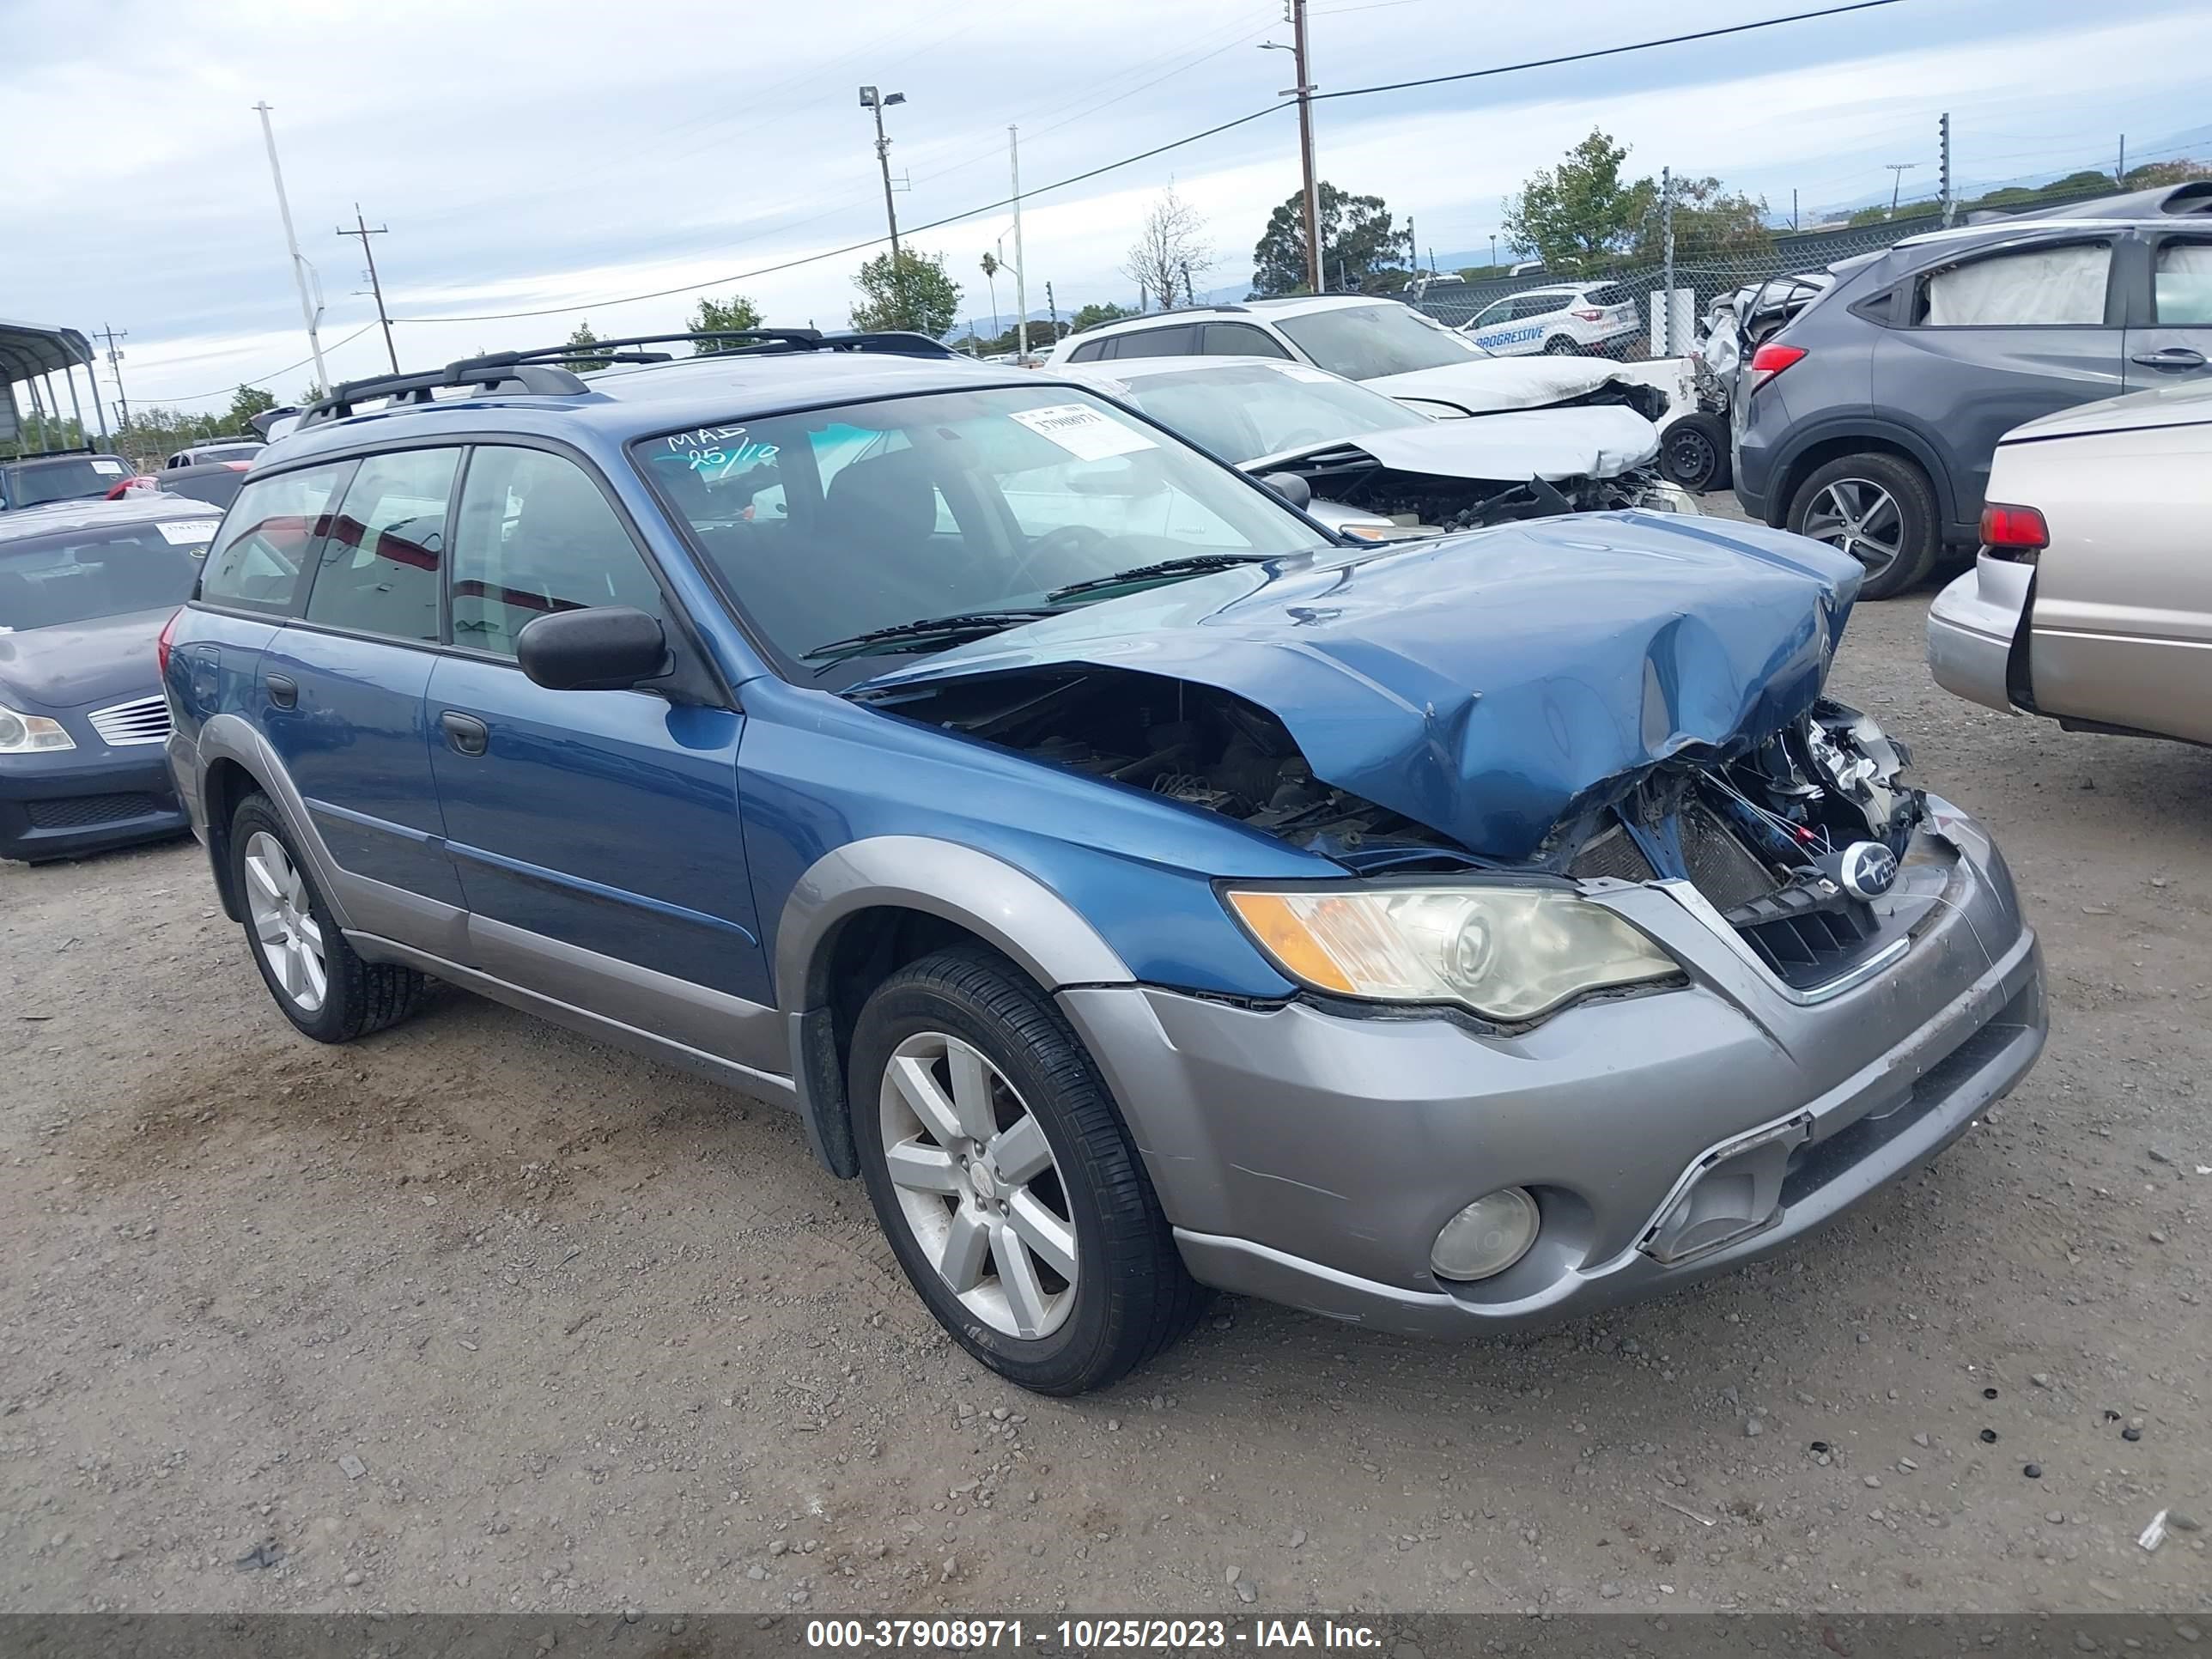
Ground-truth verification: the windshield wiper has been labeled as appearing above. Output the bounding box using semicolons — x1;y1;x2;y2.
801;609;1062;670
1044;552;1275;604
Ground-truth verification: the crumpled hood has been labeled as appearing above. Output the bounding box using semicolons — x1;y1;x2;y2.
1251;404;1659;483
858;514;1864;860
0;608;169;711
1362;356;1643;414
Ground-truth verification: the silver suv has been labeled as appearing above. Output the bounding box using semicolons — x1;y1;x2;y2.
1732;183;2212;598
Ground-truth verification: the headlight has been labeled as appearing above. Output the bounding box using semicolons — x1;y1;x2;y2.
0;705;75;754
1224;884;1678;1022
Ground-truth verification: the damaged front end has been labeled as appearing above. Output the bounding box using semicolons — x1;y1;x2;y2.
1301;451;1686;535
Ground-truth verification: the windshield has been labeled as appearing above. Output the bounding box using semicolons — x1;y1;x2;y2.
1275;303;1486;380
0;517;216;630
1105;363;1425;463
4;456;132;509
634;384;1323;687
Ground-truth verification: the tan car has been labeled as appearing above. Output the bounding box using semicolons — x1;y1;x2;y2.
1927;377;2212;745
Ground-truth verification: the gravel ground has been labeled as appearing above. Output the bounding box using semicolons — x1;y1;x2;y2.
3;555;2207;1618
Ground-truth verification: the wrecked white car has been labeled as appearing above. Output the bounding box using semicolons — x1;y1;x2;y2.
1054;356;1691;535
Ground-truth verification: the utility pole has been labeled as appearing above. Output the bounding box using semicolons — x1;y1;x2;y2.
1291;0;1322;295
1046;280;1060;342
1939;112;1954;227
1661;166;1677;355
252;102;328;395
1181;259;1193;307
95;324;130;429
859;87;906;259
1009;125;1029;360
337;204;399;373
1791;188;1799;231
2116;133;2127;186
1884;161;1917;218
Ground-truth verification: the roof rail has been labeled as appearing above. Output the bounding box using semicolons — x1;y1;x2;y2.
296;329;962;428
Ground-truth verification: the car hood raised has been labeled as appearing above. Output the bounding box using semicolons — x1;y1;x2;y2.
1359;356;1642;414
855;514;1863;860
0;608;170;711
1250;404;1660;483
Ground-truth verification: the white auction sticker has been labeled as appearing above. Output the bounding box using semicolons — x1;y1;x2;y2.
91;459;126;476
155;520;218;545
1008;403;1156;462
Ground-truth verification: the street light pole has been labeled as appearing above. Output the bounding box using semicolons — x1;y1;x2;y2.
252;101;329;395
860;86;906;259
1009;125;1029;360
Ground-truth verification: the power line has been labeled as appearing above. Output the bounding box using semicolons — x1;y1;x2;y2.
393;0;1905;331
151;321;380;406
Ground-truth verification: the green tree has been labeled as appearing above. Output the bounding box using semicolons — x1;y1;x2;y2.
562;322;612;371
849;249;963;337
1633;176;1772;263
2123;156;2212;188
688;292;763;352
1068;301;1134;333
225;384;277;431
1501;131;1654;275
1250;182;1409;296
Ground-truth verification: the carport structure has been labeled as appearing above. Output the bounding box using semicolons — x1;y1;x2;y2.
1;319;108;455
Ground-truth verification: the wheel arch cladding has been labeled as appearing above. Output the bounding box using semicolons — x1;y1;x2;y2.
775;837;1134;1180
200;755;261;922
1778;428;1952;531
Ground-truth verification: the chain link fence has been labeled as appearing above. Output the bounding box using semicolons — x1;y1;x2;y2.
1405;185;2121;362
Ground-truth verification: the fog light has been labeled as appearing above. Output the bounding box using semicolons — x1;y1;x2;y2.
1430;1187;1540;1282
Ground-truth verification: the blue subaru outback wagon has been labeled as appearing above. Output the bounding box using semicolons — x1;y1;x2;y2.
162;329;2045;1393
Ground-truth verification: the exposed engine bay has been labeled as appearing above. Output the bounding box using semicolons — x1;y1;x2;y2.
1298;456;1681;534
876;665;1927;985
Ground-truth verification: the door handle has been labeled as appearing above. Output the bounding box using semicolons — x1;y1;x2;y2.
2130;346;2207;370
439;710;489;757
264;672;298;709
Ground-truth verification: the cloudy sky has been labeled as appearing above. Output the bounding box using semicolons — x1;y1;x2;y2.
6;0;2209;414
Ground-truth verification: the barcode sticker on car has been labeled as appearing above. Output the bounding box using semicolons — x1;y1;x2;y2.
155;520;217;545
91;459;126;476
1008;404;1156;462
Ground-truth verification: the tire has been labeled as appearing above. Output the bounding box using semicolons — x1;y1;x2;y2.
849;948;1205;1394
1541;334;1580;356
229;793;428;1042
1657;411;1732;493
1786;451;1940;600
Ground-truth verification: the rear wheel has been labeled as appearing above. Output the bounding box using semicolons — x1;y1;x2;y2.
229;794;427;1042
1541;334;1579;355
1787;451;1939;599
1658;411;1732;493
849;949;1204;1394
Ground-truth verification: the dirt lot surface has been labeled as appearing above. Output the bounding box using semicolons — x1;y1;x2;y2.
3;566;2208;1620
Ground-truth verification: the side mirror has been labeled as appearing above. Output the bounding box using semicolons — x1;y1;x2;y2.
1257;471;1313;511
515;606;669;691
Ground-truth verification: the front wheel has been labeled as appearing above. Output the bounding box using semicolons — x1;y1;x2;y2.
1787;451;1940;600
1658;411;1732;493
849;949;1205;1394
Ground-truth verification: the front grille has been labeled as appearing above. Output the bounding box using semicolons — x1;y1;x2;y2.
1726;884;1883;988
25;792;165;830
1680;799;1783;913
88;695;172;747
1569;823;1657;884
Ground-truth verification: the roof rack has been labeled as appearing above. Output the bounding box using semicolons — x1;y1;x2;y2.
298;329;962;428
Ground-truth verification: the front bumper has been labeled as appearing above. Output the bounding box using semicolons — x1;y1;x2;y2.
0;748;189;863
1060;802;2045;1336
1929;553;2032;715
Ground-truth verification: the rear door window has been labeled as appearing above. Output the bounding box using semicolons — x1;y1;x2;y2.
302;447;459;642
1916;241;2112;326
198;461;356;615
2154;238;2212;325
1201;321;1293;358
1106;325;1200;360
1512;292;1568;319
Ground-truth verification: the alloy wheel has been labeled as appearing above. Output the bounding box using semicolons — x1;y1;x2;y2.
1799;478;1903;578
243;830;327;1013
878;1030;1078;1340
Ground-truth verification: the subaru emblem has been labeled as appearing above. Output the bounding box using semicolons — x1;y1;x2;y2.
1839;840;1899;901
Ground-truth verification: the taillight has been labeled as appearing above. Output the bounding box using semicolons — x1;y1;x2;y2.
157;608;181;678
1747;343;1806;392
1571;307;1604;322
1980;502;2048;561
